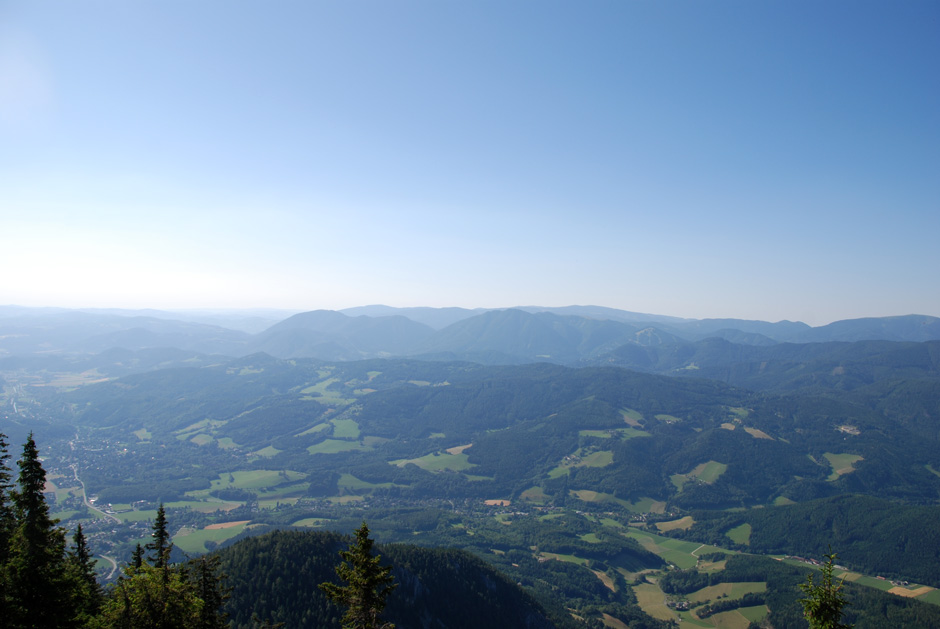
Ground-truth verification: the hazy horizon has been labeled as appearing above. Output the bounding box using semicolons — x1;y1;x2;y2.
2;1;938;327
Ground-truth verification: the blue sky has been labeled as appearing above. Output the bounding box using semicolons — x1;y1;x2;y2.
1;1;937;325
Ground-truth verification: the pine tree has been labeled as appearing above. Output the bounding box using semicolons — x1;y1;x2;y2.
147;502;171;570
319;522;397;629
6;433;73;627
131;542;145;570
799;549;853;629
189;554;230;629
68;523;103;621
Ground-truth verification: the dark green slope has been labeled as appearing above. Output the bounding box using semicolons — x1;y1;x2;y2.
216;529;558;629
59;356;940;506
676;495;940;586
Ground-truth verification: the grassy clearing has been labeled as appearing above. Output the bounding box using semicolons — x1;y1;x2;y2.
625;529;729;570
918;589;940;605
773;496;795;506
706;609;753;629
725;523;751;545
446;443;472;454
720;423;736;431
133;428;152;441
655;414;683;423
337;473;401;492
256;483;310;499
307;439;369;455
620;408;644;427
174;522;248;554
391;451;475;472
623;530;701;569
539;552;589;566
823;452;864;480
216;437;238;449
549;448;615;478
292;517;331;528
728;407;750;420
250;445;281;458
694;461;728;483
633;583;677;622
687;582;766;603
114;509;159;523
210;470;306;491
299;378;354;406
520;486;548;503
297;423;330;436
743;427;773;440
736;605;770;623
672;461;728;490
330;418;360;439
656;516;695;532
570;490;631;509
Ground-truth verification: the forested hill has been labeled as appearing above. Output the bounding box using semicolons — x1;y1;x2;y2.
215;529;565;629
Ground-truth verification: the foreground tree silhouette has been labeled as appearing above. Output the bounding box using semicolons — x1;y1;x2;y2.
319;522;397;629
799;549;852;629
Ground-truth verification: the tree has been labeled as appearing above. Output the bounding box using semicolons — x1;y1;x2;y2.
147;503;171;570
94;562;204;628
319;522;397;629
799;549;852;629
6;432;74;627
69;523;103;621
189;554;230;629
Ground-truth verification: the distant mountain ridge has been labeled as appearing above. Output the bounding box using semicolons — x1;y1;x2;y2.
2;305;939;368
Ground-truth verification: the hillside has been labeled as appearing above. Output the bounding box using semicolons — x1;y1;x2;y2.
216;530;562;629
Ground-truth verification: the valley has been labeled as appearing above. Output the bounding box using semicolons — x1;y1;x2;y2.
2;306;940;627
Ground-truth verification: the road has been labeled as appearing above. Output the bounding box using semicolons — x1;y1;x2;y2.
70;462;120;525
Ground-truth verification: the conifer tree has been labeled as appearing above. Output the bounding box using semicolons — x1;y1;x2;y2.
799;549;853;629
6;433;73;627
190;554;230;629
319;522;397;629
147;502;172;570
69;523;103;621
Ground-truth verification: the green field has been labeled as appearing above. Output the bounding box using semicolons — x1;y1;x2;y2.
633;583;677;622
725;523;751;545
337;473;402;492
620;408;644;426
824;452;864;481
216;437;238;449
132;428;152;441
299;377;355;405
623;529;725;569
549;448;615;478
190;433;214;446
307;439;369;455
687;581;766;603
918;589;940;605
520;485;548;503
330;418;360;439
673;461;728;490
209;469;307;491
174;522;249;554
292;517;331;528
297;422;330;436
579;428;651;440
655;414;683;423
251;445;281;458
391;451;475;472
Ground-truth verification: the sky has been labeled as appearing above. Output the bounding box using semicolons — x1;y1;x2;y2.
1;1;938;326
